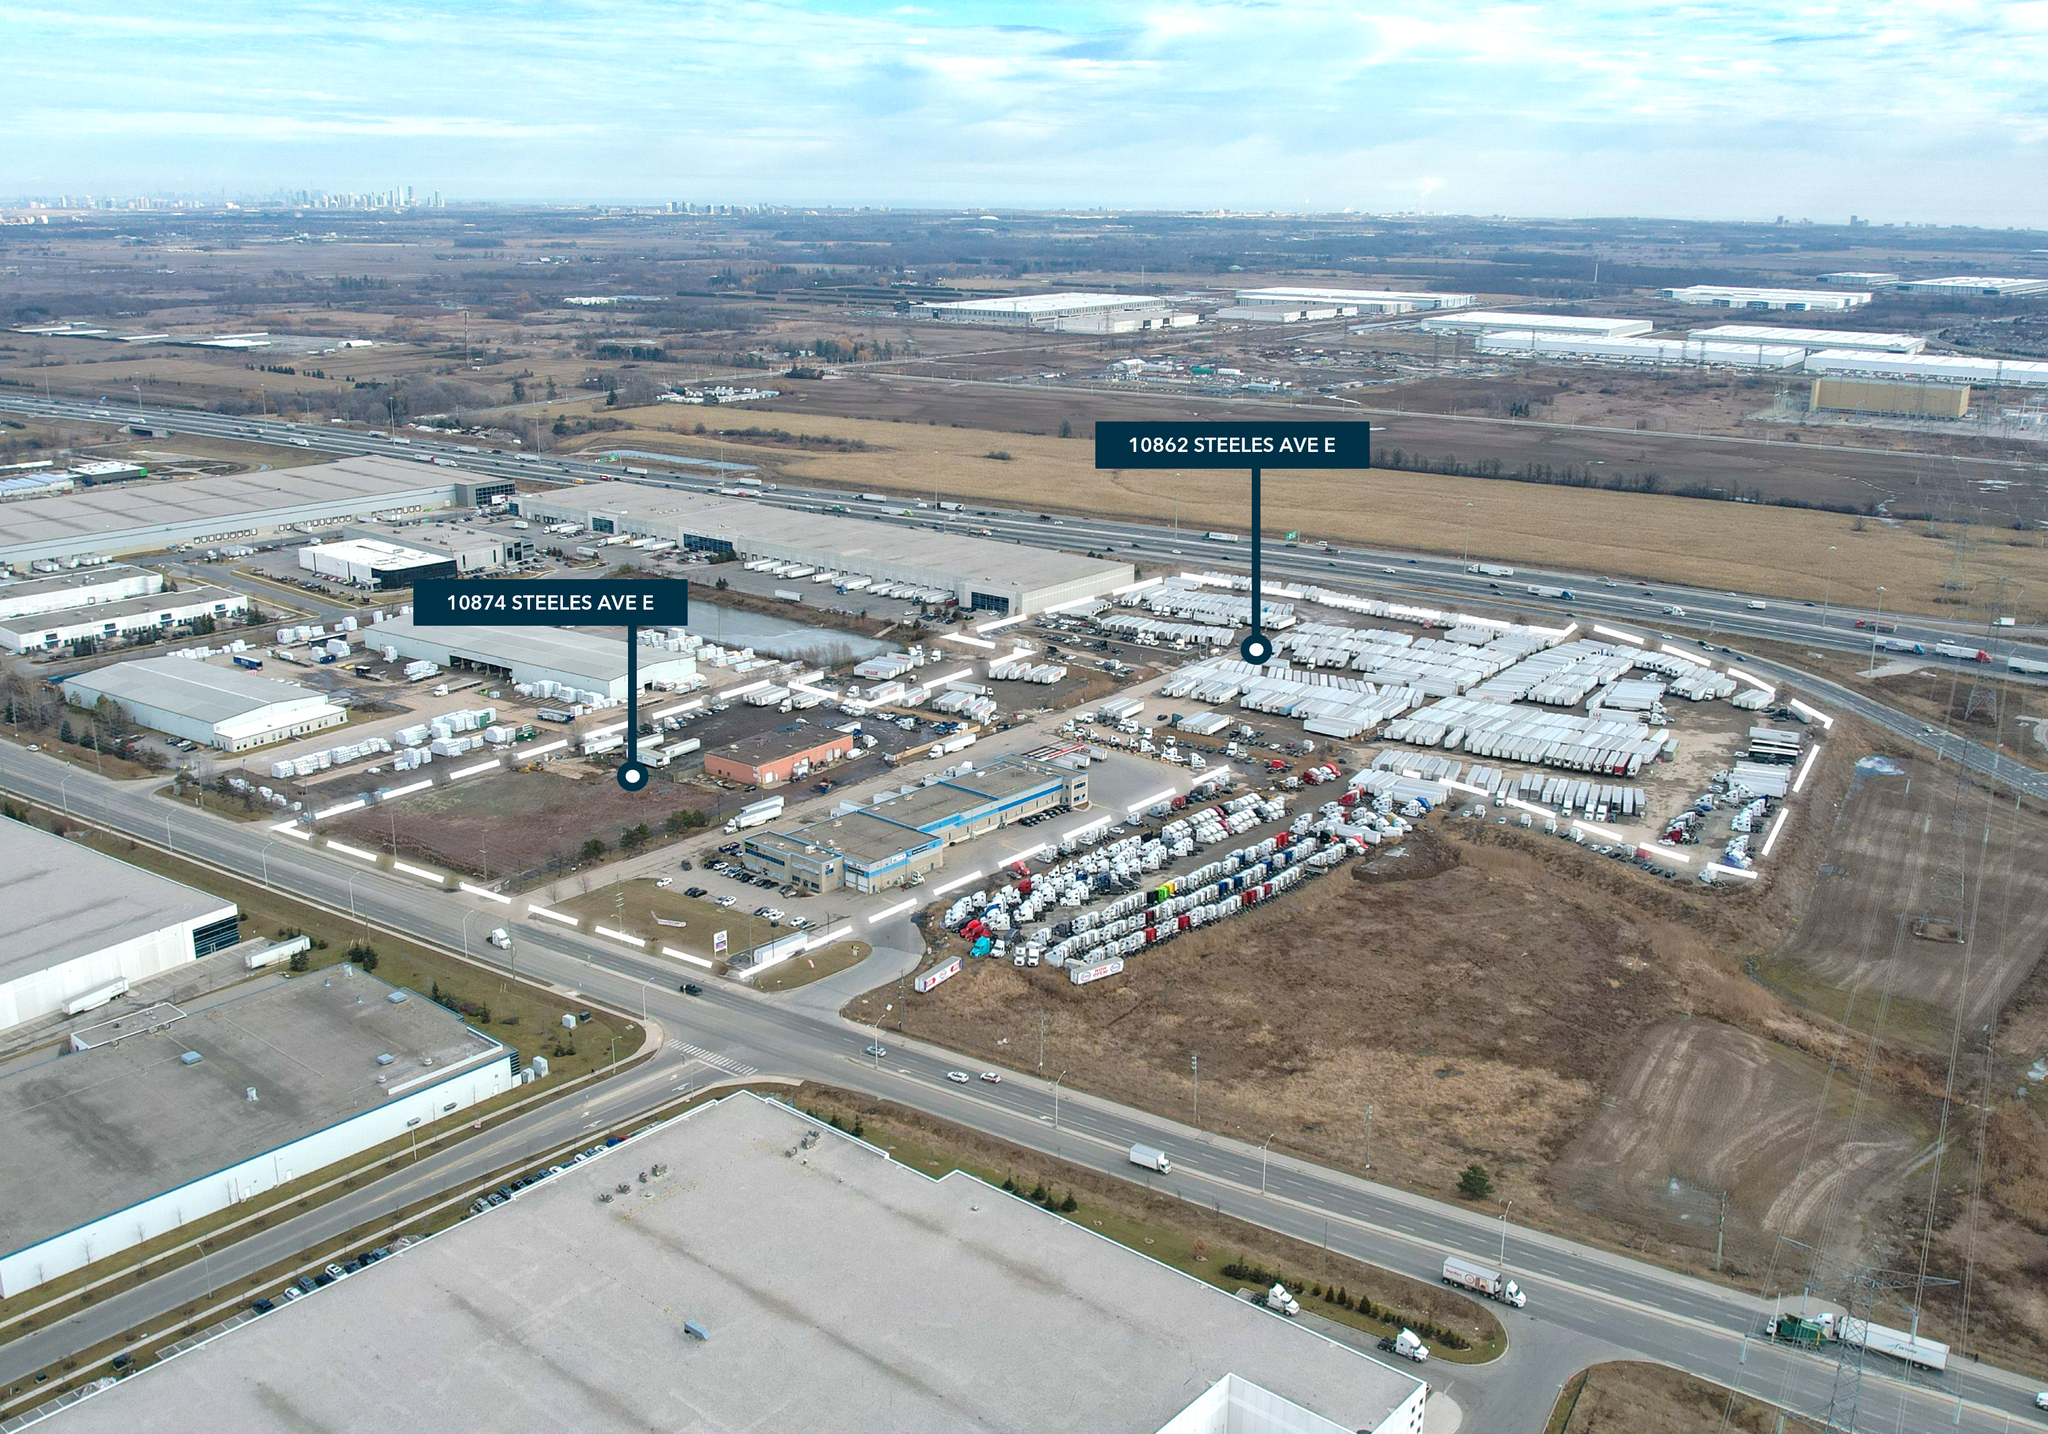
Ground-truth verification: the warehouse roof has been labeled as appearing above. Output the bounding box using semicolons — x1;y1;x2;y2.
0;455;458;553
63;654;332;723
303;537;446;570
0;820;234;991
524;485;1131;598
0;563;158;603
0;970;502;1258
52;1093;1424;1434
924;291;1165;316
373;612;686;684
771;809;938;863
1685;324;1926;353
0;583;243;635
713;724;853;768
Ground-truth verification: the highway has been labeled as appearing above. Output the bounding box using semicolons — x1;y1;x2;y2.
4;392;2048;1429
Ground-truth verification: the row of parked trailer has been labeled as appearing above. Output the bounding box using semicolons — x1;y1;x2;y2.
1383;695;1669;776
1362;750;1650;820
740;556;953;605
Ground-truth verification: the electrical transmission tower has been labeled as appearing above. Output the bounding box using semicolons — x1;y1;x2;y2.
1819;1266;1960;1433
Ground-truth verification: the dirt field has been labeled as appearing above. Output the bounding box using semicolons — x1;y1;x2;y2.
580;400;2048;616
1766;754;2048;1046
328;762;718;885
1549;1361;1822;1434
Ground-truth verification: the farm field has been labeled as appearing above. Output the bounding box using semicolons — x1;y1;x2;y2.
577;399;2048;616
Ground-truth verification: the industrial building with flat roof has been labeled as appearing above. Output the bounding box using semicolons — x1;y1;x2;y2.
1686;324;1926;355
1898;276;2048;297
1658;284;1869;310
1233;286;1473;314
0;582;247;653
0;562;161;621
1477;330;1805;370
743;755;1085;891
1820;271;1899;286
62;654;347;751
516;485;1134;617
0;967;513;1299
49;1092;1428;1434
1420;310;1652;339
371;612;698;700
704;725;856;786
1802;349;2048;389
347;521;529;571
920;292;1189;333
0;455;465;566
0;818;239;1032
298;536;456;588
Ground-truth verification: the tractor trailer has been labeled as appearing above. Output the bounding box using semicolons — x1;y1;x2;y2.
1441;1255;1527;1308
725;796;786;833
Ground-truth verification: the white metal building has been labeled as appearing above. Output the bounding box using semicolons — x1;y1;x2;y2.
61;655;347;751
0;582;246;653
517;486;1134;618
0;455;464;566
48;1092;1429;1434
1234;286;1474;314
921;293;1179;330
1659;285;1870;310
0;563;162;621
1819;272;1900;286
298;537;457;588
0;818;240;1032
1802;350;2048;389
1686;325;1926;355
1897;276;2048;298
370;614;697;699
1477;330;1805;370
0;969;513;1299
1420;311;1653;339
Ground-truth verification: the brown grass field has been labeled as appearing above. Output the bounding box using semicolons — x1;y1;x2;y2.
576;403;2048;616
1548;1362;1822;1434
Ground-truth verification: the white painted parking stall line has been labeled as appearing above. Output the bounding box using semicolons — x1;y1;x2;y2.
528;904;579;928
867;898;916;925
326;840;379;863
458;882;512;905
392;861;445;883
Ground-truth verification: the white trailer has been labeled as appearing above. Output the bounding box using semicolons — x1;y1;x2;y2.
1839;1318;1949;1373
1441;1255;1527;1307
725;795;786;833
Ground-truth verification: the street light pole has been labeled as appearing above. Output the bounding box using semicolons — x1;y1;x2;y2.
1819;545;1839;628
1867;586;1887;674
1499;1198;1514;1264
1053;1070;1067;1131
1363;1103;1372;1170
461;909;482;960
260;839;277;890
1191;1052;1199;1128
1261;1133;1276;1193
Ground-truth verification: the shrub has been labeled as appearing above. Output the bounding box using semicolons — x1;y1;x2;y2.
1457;1163;1494;1200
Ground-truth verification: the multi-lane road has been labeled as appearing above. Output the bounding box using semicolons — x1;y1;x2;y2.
4;393;2048;1430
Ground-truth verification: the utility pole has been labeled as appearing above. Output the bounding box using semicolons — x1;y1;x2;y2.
1190;1052;1198;1128
1715;1191;1728;1272
1363;1104;1372;1170
1038;1011;1047;1078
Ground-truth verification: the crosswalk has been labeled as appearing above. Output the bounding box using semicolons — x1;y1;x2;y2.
668;1040;758;1078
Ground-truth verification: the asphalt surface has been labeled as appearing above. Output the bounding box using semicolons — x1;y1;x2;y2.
5;393;2048;1429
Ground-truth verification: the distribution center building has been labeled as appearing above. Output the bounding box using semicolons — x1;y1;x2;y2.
1685;325;1927;355
743;755;1086;892
0;967;514;1299
1658;285;1870;310
298;537;457;588
1419;311;1653;339
1231;286;1474;314
61;655;348;750
516;486;1134;618
0;455;466;566
44;1092;1430;1434
1801;350;2048;389
1897;276;2048;298
1476;331;1805;370
0;583;246;653
0;563;163;621
0;818;239;1033
919;293;1192;332
370;613;697;700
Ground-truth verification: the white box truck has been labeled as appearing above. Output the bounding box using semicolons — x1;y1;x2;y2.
1441;1255;1526;1307
1128;1143;1171;1174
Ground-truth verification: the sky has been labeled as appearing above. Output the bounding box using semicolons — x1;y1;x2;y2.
5;0;2047;224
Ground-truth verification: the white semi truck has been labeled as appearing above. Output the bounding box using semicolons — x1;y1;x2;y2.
724;796;786;834
1441;1255;1527;1308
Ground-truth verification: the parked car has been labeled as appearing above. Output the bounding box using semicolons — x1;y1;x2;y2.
684;886;708;898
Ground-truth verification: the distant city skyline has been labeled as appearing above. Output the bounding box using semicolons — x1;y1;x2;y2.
5;1;2045;226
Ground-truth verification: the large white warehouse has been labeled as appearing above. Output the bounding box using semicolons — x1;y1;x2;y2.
1234;286;1474;314
0;582;246;653
1421;311;1653;339
1686;325;1926;355
370;613;697;699
62;655;347;751
1660;285;1870;311
299;536;458;589
517;486;1134;618
48;1093;1430;1434
1897;276;2048;298
0;968;513;1299
0;563;163;621
1802;350;2048;389
1477;331;1805;370
0;817;240;1032
921;293;1189;332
